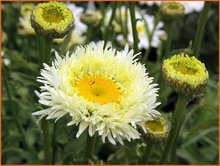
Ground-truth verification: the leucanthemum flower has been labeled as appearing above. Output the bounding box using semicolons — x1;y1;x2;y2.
128;14;165;49
110;6;165;49
18;12;35;35
18;3;35;35
31;2;74;38
162;54;209;96
33;41;160;144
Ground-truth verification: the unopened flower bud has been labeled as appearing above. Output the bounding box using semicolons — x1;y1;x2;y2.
160;2;185;22
162;54;209;96
31;2;74;38
80;11;102;26
144;116;170;142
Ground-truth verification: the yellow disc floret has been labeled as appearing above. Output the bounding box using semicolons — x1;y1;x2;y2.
77;75;121;105
162;54;209;96
31;2;74;38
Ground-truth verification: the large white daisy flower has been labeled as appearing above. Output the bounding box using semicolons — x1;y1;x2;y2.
33;41;160;144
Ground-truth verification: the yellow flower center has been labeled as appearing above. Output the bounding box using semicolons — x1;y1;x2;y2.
174;66;197;75
146;120;164;133
77;75;121;105
136;23;145;33
42;11;64;23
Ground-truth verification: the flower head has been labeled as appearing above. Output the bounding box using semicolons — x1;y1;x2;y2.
162;54;209;96
31;2;74;38
33;41;160;144
144;116;170;142
20;3;34;16
80;11;102;26
160;2;185;22
2;31;8;44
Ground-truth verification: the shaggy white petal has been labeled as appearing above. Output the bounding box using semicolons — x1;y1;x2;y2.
33;41;160;144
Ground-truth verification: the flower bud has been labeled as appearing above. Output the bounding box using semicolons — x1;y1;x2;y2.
20;3;34;16
31;2;74;38
160;2;185;22
2;31;8;44
162;54;209;96
144;116;170;142
80;11;102;26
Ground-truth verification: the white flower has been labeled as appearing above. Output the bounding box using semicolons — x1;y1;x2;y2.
129;13;165;49
179;1;205;14
18;11;35;35
106;6;165;49
1;51;10;66
33;41;160;145
139;1;162;6
67;3;87;33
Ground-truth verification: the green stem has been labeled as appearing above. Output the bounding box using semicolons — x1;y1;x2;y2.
140;140;154;164
192;2;211;58
170;119;183;163
42;118;52;164
52;123;57;164
142;20;159;63
38;36;53;164
84;132;97;164
164;21;174;59
129;2;139;55
104;2;117;48
159;94;187;164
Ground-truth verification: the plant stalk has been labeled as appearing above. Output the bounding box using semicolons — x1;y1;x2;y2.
164;21;174;59
129;2;139;55
192;2;211;58
159;94;187;163
38;36;53;164
84;132;97;164
140;140;154;164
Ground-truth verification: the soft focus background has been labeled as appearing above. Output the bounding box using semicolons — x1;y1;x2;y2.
1;1;219;164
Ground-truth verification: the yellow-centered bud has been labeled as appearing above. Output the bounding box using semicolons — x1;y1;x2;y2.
31;2;74;38
162;54;209;96
160;2;185;22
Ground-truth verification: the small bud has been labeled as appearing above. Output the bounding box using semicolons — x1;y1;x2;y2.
2;31;8;44
162;54;209;96
160;2;185;22
20;3;34;16
159;33;168;41
112;21;122;33
31;2;74;38
144;116;170;142
80;11;102;26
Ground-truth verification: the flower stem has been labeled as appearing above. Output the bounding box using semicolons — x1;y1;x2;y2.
192;2;211;58
42;118;52;164
140;140;154;164
52;123;57;164
129;2;139;55
38;36;53;164
104;2;117;48
159;94;187;164
164;21;174;59
84;132;97;164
